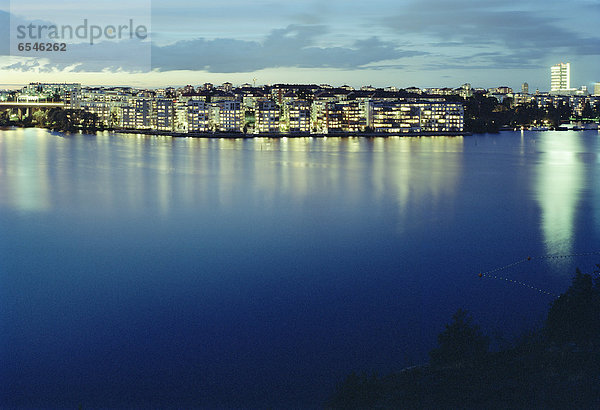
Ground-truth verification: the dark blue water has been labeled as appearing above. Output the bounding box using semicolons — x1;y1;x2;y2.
1;128;600;408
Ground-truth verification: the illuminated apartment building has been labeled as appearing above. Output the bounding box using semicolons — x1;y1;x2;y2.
134;98;153;129
310;101;328;133
79;101;112;127
187;99;210;132
121;105;136;129
156;98;175;131
418;102;463;132
370;102;421;133
324;101;363;133
255;100;280;133
282;100;311;133
369;101;463;133
211;101;244;132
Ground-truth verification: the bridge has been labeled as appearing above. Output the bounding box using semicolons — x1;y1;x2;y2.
0;101;65;119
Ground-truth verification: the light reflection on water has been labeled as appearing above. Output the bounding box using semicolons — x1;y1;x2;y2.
0;132;466;216
535;132;585;257
1;128;600;407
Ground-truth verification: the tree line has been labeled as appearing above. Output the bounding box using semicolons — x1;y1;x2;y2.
461;93;599;133
0;107;101;132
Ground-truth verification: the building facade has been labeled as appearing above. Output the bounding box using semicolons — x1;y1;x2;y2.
551;62;571;93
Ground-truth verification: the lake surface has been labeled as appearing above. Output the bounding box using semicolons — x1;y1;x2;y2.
1;128;600;408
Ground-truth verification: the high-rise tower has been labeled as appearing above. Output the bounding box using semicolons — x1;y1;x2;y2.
551;62;570;92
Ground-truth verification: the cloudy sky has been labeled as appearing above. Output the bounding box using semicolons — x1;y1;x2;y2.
1;0;599;90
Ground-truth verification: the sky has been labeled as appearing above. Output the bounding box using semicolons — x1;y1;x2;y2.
0;0;599;91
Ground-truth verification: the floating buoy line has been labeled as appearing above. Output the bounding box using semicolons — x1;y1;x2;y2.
477;251;600;298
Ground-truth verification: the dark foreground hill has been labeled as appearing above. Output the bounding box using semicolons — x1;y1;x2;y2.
328;269;600;409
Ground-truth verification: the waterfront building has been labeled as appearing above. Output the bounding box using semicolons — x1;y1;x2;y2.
310;101;328;133
323;101;363;133
282;100;311;133
156;99;175;131
173;100;188;132
340;101;364;132
368;101;463;133
255;100;280;133
187;100;210;132
121;105;136;128
419;102;463;132
211;101;244;132
370;101;421;133
134;98;153;129
324;103;343;132
79;101;112;127
594;83;600;96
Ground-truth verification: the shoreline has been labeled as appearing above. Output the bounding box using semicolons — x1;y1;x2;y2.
0;125;472;137
112;129;473;138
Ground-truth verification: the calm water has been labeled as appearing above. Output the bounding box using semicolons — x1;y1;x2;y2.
1;128;600;407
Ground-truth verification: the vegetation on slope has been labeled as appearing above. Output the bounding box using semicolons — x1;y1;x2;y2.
328;268;600;408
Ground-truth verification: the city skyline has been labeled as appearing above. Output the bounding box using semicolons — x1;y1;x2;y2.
0;0;599;91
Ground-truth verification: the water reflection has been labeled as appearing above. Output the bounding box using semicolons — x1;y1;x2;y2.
0;128;51;212
372;137;464;231
0;131;465;222
535;132;584;256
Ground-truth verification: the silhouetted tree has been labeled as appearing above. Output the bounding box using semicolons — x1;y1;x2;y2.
429;309;489;367
0;110;10;125
581;101;594;119
545;269;600;348
45;108;99;131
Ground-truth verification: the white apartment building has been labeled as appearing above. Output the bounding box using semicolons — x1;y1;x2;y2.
211;101;244;132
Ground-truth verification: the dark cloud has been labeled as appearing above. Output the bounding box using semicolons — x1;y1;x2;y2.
1;17;424;73
2;38;151;73
151;25;425;73
0;10;151;73
383;0;600;68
